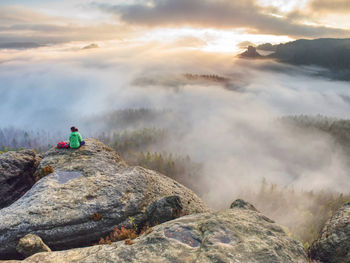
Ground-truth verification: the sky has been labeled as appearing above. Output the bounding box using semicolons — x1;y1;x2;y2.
0;0;350;52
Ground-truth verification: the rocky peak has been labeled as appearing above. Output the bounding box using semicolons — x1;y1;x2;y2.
0;139;209;259
35;138;127;178
238;45;262;58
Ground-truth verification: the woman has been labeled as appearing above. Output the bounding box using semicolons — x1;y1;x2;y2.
69;126;85;149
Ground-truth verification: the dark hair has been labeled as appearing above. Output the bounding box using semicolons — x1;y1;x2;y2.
71;126;78;132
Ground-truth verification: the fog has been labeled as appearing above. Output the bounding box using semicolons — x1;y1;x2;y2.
1;42;350;210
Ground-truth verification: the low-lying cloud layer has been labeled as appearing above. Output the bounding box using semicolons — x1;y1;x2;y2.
1;43;350;209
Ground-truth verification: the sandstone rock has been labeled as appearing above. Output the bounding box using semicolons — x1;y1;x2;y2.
238;46;262;58
0;139;209;259
16;234;51;258
230;198;258;211
144;196;184;226
4;200;308;263
106;196;186;230
309;202;350;263
0;150;41;209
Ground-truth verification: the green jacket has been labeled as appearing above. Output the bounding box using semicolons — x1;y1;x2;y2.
69;132;82;149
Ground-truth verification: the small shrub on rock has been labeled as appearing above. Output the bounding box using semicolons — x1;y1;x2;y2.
172;208;187;218
97;225;152;245
90;213;103;221
124;239;134;245
41;166;54;177
33;166;55;181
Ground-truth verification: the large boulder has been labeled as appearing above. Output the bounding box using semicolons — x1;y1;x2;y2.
230;198;259;211
0;150;41;209
0;139;209;259
16;234;51;258
3;200;308;263
309;202;350;263
143;196;184;226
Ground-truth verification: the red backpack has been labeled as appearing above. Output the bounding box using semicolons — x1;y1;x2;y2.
57;142;69;149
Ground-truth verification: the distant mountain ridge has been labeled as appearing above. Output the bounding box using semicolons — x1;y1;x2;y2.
261;38;350;68
252;38;350;80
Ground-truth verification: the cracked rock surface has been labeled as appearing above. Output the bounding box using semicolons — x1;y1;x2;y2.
0;150;41;209
4;200;308;263
0;139;209;259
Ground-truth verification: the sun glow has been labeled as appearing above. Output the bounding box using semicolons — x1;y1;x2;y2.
257;0;309;13
135;28;293;54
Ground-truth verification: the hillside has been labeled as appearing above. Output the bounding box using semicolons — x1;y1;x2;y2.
256;38;350;80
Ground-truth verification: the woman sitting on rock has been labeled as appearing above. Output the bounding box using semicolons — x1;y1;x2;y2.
69;126;85;149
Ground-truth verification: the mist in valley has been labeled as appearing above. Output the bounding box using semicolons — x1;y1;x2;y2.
1;43;350;244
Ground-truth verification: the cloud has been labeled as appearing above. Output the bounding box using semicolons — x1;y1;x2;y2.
0;6;135;48
1;43;350;237
96;0;350;38
2;1;349;49
309;0;350;13
0;6;54;26
0;42;42;49
237;41;255;48
171;36;207;48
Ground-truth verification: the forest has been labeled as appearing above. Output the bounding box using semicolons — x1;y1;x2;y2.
1;112;350;246
257;38;350;80
241;179;350;247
